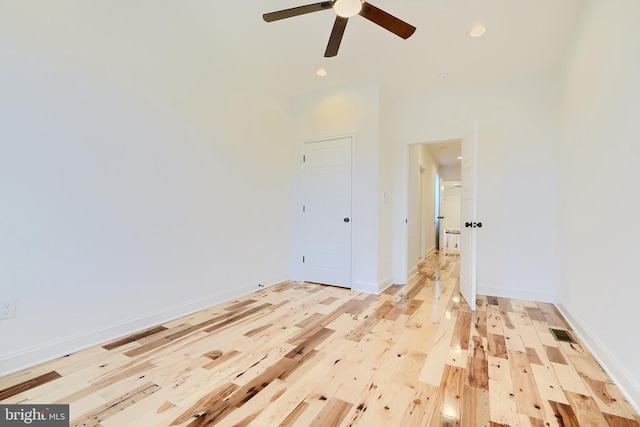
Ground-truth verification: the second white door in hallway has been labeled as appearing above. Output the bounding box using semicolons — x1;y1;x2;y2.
303;137;352;288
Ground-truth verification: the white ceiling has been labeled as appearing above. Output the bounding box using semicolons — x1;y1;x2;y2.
216;0;586;98
427;139;461;168
2;1;585;102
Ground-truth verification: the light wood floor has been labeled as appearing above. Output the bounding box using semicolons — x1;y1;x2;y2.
1;249;639;426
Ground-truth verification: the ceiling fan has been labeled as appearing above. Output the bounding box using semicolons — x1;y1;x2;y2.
263;0;416;57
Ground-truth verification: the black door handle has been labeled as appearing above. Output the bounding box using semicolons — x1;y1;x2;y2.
465;221;483;228
476;222;482;228
344;218;350;223
465;222;472;228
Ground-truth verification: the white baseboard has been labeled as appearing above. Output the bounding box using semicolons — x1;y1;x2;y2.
477;283;554;303
378;276;394;294
352;280;379;294
555;299;640;414
424;246;436;258
407;265;419;281
0;274;289;377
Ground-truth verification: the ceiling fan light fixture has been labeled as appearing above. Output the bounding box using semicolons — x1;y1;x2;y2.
334;0;362;18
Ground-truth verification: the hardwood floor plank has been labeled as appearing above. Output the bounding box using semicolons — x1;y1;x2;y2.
294;313;326;329
603;413;640;427
549;401;580;427
461;385;490;427
284;328;334;359
243;323;273;337
382;284;403;296
53;361;155;404
487;333;508;359
550;362;591;396
546;346;567;365
102;326;168;350
486;305;505;337
434;364;466;424
537;302;571;330
223;299;258;312
0;371;61;400
349;381;415;427
507;350;547;421
472;310;488;339
203;303;273;334
468;336;489;390
529;362;568;404
400;382;440;426
525;347;543;366
452;310;472;351
581;376;638;420
247;350;338;426
202;349;240;370
524;307;546;323
565;391;610;426
309;397;352;427
71;382;160;427
279;401;309;427
169;383;240;426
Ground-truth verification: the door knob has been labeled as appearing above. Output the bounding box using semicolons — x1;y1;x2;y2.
344;218;350;223
465;222;472;228
476;222;482;228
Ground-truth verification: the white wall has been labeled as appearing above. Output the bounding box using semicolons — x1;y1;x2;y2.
392;73;560;301
377;90;395;290
0;5;292;374
289;80;382;294
439;165;461;181
556;0;640;409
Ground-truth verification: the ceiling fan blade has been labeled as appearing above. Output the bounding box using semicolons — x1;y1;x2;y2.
325;16;349;57
359;2;416;39
263;1;334;22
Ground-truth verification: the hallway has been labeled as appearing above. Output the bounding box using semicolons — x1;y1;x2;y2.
1;250;638;426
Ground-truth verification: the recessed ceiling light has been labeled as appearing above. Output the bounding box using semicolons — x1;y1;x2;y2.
316;68;328;77
438;72;449;80
470;25;486;37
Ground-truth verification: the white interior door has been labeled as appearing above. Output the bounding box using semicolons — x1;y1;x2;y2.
303;137;352;288
443;185;462;230
460;122;478;310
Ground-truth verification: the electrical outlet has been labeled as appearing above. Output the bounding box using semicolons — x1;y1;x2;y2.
0;297;16;320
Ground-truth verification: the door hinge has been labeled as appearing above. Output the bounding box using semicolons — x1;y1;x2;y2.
303;205;305;213
302;256;305;263
405;219;408;224
303;155;306;162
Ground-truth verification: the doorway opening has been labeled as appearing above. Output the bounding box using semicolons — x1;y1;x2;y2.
406;140;462;281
